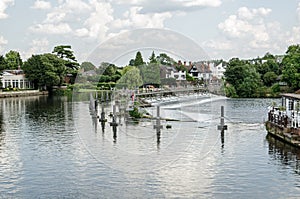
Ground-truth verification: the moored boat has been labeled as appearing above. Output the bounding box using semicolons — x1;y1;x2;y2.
266;93;300;148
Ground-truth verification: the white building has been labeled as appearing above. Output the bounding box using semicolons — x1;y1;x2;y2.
210;62;226;79
1;70;33;89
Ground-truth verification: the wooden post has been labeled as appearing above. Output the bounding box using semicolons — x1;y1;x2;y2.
154;106;163;134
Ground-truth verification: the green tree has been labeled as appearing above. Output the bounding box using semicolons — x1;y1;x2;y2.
134;51;144;66
282;44;300;90
0;55;6;72
263;71;278;87
5;50;22;69
138;63;161;85
23;53;65;90
52;45;79;70
149;51;157;64
81;62;95;71
156;53;175;65
224;58;262;97
117;67;143;89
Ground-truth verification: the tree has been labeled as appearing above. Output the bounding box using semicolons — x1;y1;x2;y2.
5;50;22;69
263;71;278;87
23;53;65;90
224;58;262;97
0;55;6;72
52;45;79;70
81;62;95;71
138;63;161;85
149;51;157;64
282;44;300;90
116;67;143;89
134;51;144;66
156;53;175;65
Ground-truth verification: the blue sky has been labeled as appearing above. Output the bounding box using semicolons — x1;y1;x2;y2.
1;0;300;65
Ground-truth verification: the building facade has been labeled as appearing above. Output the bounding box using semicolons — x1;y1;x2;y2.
1;70;34;89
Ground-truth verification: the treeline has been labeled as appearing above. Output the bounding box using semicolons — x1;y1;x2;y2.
224;44;300;98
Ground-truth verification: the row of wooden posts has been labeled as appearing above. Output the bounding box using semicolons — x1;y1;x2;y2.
89;92;227;143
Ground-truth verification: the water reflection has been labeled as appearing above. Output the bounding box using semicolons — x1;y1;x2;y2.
267;134;300;174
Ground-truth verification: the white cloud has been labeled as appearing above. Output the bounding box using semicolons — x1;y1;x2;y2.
31;0;51;10
179;0;221;7
0;35;8;45
0;0;14;19
22;38;50;59
30;23;72;34
80;0;114;40
218;7;272;42
44;11;66;23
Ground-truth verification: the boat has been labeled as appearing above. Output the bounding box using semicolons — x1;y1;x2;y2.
266;93;300;148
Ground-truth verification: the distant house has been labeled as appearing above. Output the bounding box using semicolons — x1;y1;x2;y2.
160;65;186;81
1;70;33;89
210;62;226;80
188;62;212;81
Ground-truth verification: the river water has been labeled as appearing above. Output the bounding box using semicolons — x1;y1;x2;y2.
0;95;299;198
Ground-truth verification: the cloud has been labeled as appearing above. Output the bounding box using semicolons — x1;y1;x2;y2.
0;0;14;19
30;23;72;34
218;7;272;42
0;35;8;45
202;6;289;60
22;38;50;59
129;0;222;14
31;0;51;10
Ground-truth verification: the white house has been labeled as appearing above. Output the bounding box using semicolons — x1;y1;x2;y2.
161;66;186;81
210;62;226;79
1;70;33;89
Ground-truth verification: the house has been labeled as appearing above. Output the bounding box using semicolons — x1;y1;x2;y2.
1;70;33;89
188;61;212;81
160;65;186;81
210;62;226;80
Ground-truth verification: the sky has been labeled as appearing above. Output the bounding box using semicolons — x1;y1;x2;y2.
1;0;300;65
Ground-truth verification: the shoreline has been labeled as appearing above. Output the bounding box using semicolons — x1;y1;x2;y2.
0;90;48;98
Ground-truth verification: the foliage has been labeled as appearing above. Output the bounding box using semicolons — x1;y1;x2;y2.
81;62;95;71
156;53;175;65
23;53;65;90
0;55;6;73
149;51;157;64
282;44;300;91
5;50;22;69
263;71;278;87
52;45;79;70
138;63;161;85
117;67;143;89
224;58;262;97
134;51;144;66
129;107;142;118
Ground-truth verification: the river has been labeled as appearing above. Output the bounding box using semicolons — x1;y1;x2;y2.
0;95;299;198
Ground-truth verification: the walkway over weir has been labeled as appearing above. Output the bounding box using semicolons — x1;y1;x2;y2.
135;87;208;98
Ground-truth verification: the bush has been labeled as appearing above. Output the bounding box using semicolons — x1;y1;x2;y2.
129;107;142;118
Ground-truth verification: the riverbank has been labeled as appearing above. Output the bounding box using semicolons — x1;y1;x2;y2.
0;90;48;98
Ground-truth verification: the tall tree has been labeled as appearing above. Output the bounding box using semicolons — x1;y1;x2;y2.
134;51;144;66
5;50;22;69
52;45;79;70
149;51;157;64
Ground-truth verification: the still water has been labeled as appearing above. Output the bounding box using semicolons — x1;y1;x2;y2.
0;95;299;198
